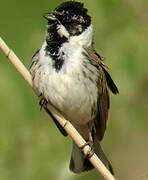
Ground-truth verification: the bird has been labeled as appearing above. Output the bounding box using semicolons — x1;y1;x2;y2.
29;1;119;174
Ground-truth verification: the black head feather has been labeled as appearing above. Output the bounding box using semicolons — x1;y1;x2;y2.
44;1;91;71
55;1;88;17
46;1;91;36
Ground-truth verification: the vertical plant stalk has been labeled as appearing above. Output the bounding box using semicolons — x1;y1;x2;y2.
0;37;116;180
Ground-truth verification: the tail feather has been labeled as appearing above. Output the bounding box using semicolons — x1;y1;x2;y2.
69;142;93;173
69;136;114;174
93;135;114;175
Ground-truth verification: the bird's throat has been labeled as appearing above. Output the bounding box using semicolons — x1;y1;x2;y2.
45;25;68;71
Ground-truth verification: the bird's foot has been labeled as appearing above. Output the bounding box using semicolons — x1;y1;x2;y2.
39;97;48;110
80;141;94;158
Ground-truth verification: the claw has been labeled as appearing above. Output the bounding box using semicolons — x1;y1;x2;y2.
39;98;48;110
80;142;94;159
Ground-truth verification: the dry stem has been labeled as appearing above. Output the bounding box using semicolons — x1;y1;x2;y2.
0;37;116;180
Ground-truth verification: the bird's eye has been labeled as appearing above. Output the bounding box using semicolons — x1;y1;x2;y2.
72;15;84;23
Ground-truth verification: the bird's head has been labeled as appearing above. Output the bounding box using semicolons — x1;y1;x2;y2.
44;1;93;46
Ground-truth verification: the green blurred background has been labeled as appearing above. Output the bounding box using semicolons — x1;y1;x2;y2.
0;0;148;179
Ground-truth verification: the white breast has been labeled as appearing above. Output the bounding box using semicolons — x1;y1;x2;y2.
30;26;98;125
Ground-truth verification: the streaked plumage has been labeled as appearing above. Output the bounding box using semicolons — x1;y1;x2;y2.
30;1;119;174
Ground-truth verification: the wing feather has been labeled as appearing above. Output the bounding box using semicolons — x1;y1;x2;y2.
85;48;118;140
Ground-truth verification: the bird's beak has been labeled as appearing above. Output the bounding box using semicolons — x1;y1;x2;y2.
43;13;57;21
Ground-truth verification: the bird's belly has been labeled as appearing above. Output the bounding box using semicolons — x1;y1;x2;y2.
33;69;98;125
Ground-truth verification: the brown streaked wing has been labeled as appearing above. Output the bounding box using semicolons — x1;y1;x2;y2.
85;48;119;95
95;65;110;141
85;48;111;141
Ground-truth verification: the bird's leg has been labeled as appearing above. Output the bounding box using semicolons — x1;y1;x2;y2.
88;122;93;146
80;122;94;158
39;96;48;110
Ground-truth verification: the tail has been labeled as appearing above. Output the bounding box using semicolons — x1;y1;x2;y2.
69;136;114;174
